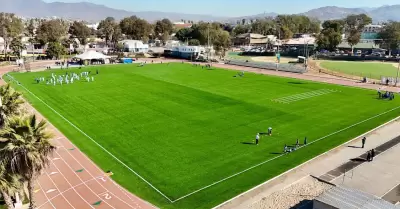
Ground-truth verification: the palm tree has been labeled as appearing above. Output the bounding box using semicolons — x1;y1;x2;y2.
0;163;22;209
0;84;24;127
0;114;55;209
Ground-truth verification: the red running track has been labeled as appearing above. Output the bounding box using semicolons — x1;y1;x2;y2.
34;136;156;209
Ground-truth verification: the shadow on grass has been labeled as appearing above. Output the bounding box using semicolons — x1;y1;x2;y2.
288;81;306;85
270;152;283;155
241;142;255;145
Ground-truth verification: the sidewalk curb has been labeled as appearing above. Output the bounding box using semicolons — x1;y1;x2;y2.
213;115;400;209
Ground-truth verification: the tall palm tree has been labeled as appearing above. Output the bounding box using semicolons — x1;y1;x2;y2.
0;114;55;209
0;84;24;127
0;163;22;209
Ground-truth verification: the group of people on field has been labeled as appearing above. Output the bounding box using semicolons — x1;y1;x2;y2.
35;70;99;86
254;127;308;154
378;88;395;100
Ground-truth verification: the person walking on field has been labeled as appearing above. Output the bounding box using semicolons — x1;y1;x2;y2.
362;137;366;148
268;127;272;136
255;133;260;145
371;149;375;161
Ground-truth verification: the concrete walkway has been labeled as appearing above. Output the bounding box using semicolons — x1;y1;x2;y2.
331;137;400;204
216;117;400;209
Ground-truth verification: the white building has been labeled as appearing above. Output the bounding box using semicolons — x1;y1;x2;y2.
0;37;8;52
165;40;181;48
119;40;149;53
363;24;383;33
87;23;99;30
170;46;211;59
285;37;316;46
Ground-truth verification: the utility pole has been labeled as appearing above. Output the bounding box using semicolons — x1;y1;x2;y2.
277;26;281;53
207;22;210;61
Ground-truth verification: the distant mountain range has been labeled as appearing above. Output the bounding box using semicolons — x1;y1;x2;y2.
0;0;223;22
1;0;400;23
229;5;400;23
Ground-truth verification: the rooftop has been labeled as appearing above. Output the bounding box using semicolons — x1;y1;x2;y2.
236;33;267;39
315;186;400;209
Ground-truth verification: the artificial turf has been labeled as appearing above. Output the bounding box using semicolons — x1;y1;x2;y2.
320;61;400;80
5;63;400;208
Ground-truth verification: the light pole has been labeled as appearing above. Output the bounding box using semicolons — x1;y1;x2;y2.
396;58;400;86
207;22;211;61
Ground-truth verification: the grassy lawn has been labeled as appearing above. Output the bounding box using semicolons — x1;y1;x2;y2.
320;61;400;80
5;63;400;208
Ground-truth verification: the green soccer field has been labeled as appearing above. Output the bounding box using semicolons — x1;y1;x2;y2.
320;61;400;80
5;63;400;208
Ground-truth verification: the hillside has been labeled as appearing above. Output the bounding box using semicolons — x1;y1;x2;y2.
1;0;400;22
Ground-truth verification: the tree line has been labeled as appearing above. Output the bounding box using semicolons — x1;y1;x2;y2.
0;84;55;209
1;12;400;59
0;13;179;59
316;14;400;53
230;15;321;39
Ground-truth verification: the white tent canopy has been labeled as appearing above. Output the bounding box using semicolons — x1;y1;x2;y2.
74;50;111;60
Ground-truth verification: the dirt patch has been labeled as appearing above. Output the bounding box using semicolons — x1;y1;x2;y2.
251;56;297;64
248;176;332;209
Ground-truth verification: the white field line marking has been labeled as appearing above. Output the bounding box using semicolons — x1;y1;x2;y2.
278;92;327;103
278;89;333;101
9;74;400;203
212;113;400;209
53;151;116;209
277;89;333;101
37;177;100;208
173;105;400;203
48;159;94;208
36;180;57;209
54;138;137;209
6;74;173;203
280;90;336;103
274;89;337;103
274;89;335;102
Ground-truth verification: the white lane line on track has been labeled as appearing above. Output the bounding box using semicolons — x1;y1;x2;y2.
47;157;95;208
54;138;137;209
36;180;56;209
39;171;76;209
37;177;102;208
53;151;116;209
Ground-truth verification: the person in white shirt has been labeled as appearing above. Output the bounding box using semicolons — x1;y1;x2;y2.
255;133;260;145
268;127;272;136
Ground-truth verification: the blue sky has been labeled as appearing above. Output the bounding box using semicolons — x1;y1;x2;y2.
43;0;400;17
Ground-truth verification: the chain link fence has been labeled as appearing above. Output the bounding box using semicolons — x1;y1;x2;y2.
225;59;307;74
